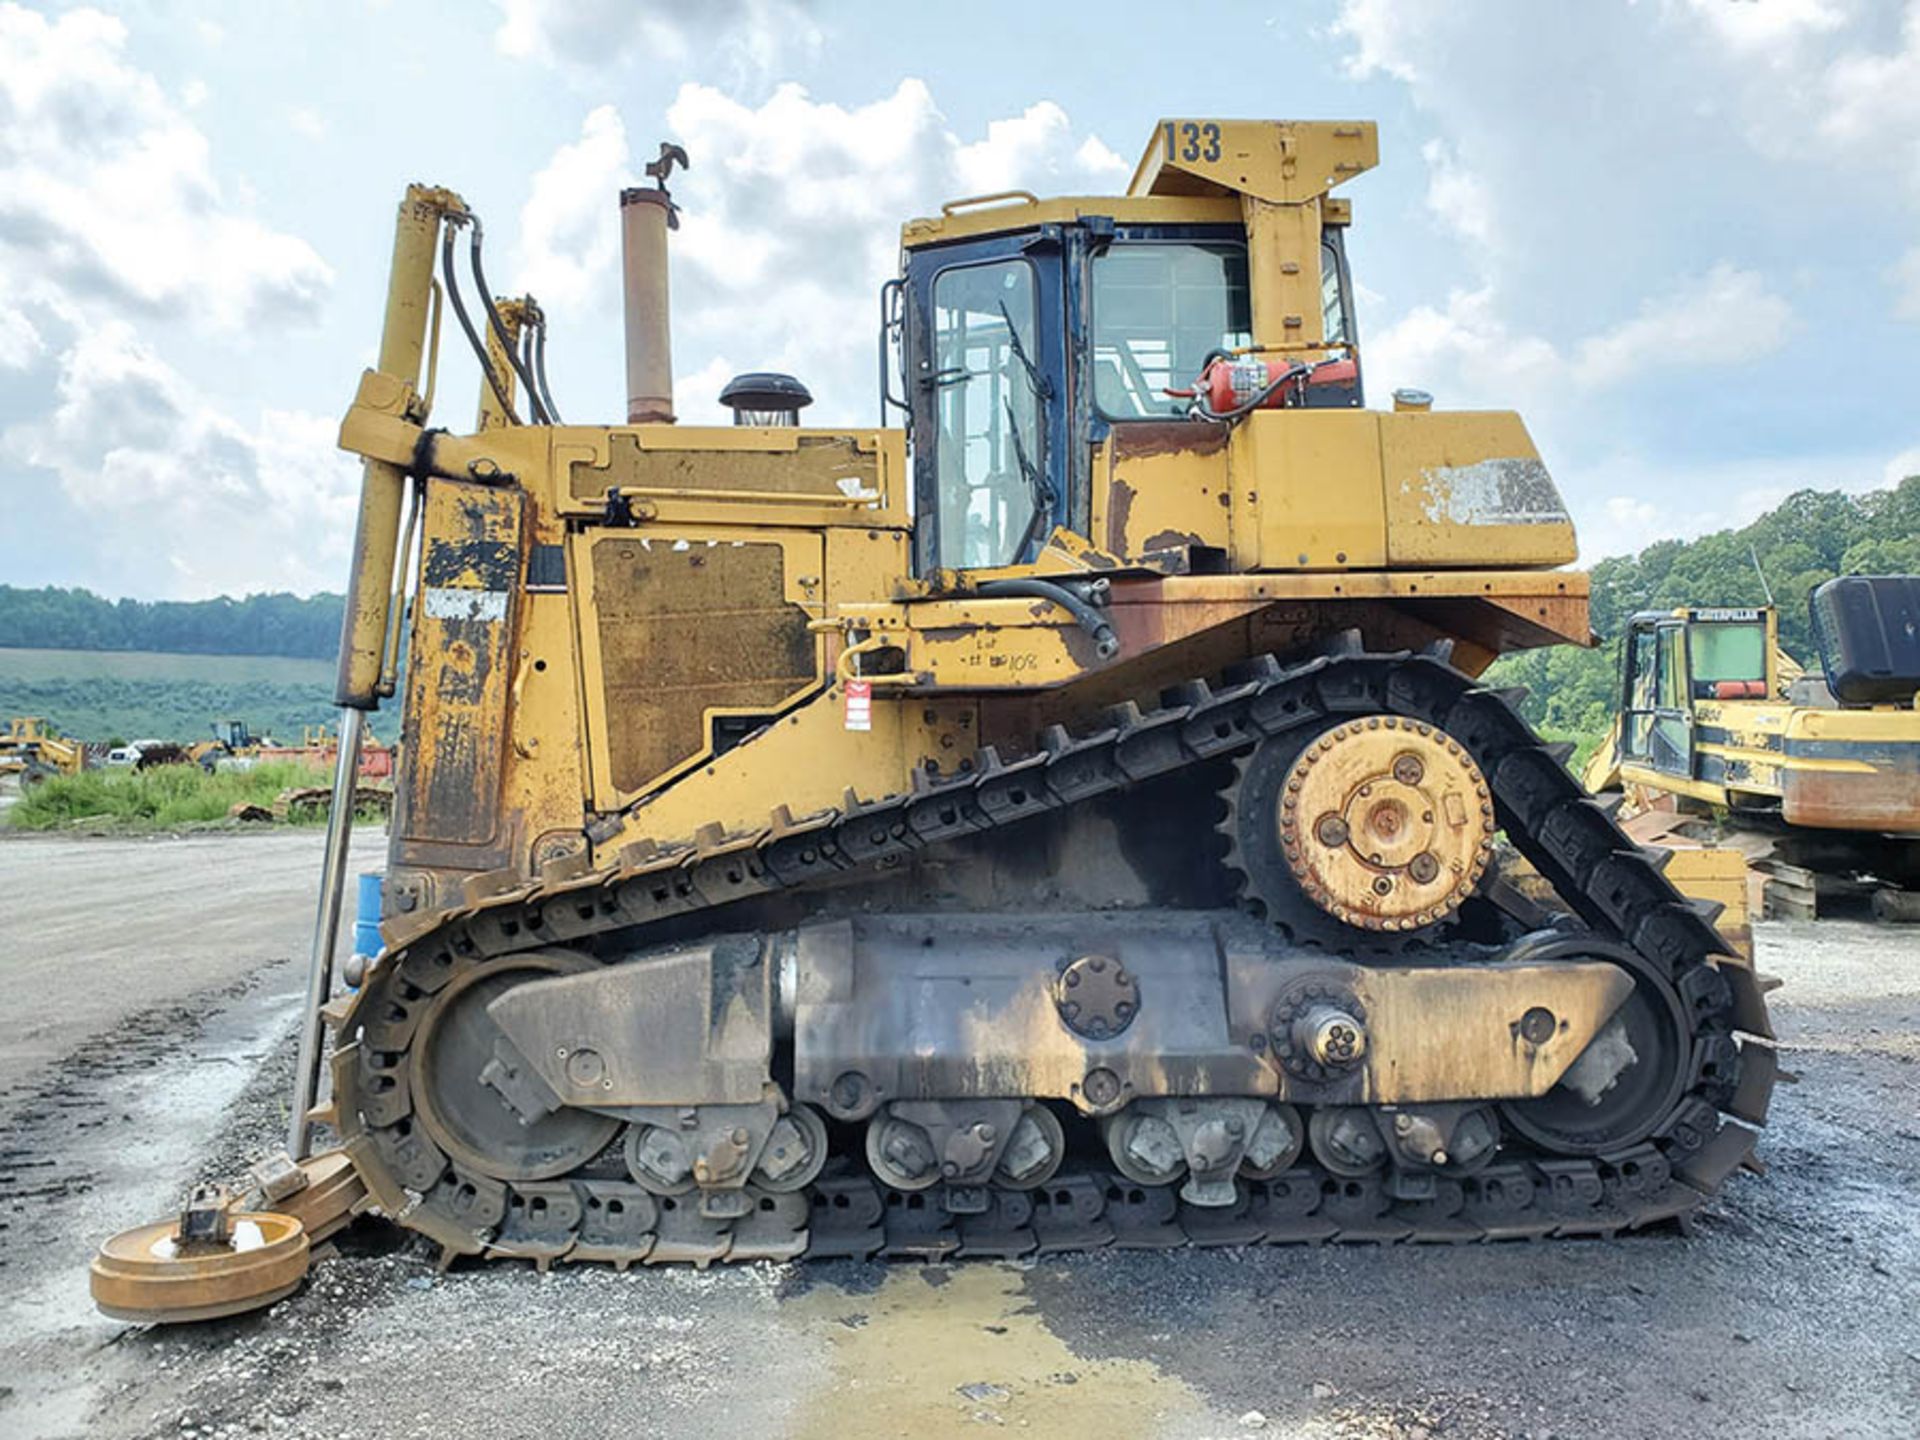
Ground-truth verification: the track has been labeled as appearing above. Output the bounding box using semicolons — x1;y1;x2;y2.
330;644;1777;1267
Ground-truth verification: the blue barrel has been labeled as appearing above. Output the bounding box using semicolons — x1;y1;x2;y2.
350;871;384;985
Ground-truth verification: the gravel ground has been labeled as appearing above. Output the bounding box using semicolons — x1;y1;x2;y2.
0;834;1915;1440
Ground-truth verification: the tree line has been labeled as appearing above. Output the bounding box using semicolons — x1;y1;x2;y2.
0;587;345;659
1490;474;1920;745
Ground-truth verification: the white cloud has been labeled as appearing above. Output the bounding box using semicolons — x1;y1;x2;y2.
517;81;1126;424
1074;134;1128;177
5;318;356;596
0;298;43;369
1885;445;1920;485
1361;285;1562;407
493;0;822;83
519;103;631;310
0;3;343;599
1815;3;1920;194
1419;138;1494;250
1362;262;1793;416
1682;0;1846;53
0;4;332;330
1329;0;1423;82
1571;263;1793;387
287;106;326;140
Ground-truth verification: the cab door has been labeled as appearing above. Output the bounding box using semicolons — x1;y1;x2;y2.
1649;620;1695;778
904;232;1068;577
1620;618;1694;778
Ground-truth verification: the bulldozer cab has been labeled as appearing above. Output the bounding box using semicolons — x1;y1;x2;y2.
1619;606;1775;779
894;120;1368;580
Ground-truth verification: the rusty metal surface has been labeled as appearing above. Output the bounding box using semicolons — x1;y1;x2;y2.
393;480;524;866
1782;766;1920;833
90;1212;309;1325
1275;715;1494;931
789;912;1631;1113
587;536;816;794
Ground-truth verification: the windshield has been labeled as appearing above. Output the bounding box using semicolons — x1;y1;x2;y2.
931;259;1043;570
1091;242;1250;419
1690;621;1766;685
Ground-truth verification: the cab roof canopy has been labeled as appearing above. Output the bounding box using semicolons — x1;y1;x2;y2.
902;119;1378;248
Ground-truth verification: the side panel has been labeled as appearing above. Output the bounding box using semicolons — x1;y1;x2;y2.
393;480;524;869
571;527;825;809
1379;412;1577;568
1095;423;1232;564
1236;410;1388;570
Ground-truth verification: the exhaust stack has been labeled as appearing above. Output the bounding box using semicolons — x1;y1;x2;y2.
621;141;688;425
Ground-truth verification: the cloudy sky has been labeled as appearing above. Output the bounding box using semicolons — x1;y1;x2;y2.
1;0;1915;599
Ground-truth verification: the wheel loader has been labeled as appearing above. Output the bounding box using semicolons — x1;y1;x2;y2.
0;716;84;784
93;118;1777;1316
1584;583;1920;918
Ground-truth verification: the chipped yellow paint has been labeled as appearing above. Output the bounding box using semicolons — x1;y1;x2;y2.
790;1264;1214;1440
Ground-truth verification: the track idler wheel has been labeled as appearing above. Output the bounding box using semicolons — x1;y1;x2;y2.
1226;715;1495;938
91;1211;309;1324
1500;941;1693;1155
411;950;622;1183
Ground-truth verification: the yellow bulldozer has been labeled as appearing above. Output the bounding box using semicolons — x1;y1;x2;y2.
1584;585;1920;918
0;716;85;785
95;118;1777;1319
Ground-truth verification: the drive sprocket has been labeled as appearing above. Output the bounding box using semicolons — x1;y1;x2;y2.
1219;713;1495;945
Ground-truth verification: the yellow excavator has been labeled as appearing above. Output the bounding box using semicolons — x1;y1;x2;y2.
93;117;1775;1321
0;716;85;785
1583;585;1920;918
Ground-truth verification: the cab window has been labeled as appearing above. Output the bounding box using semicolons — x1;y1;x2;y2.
1091;242;1250;419
1624;626;1657;759
1689;621;1766;694
1321;238;1349;345
931;259;1043;570
1656;626;1685;710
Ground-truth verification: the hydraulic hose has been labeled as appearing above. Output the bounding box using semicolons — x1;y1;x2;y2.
469;220;552;424
442;225;519;424
528;315;564;425
976;578;1119;660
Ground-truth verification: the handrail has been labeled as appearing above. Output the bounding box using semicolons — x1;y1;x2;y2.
940;189;1039;217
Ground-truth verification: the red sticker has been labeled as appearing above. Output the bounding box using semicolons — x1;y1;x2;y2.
844;679;873;732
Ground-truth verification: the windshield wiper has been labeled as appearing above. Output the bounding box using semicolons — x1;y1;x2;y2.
1005;397;1054;558
998;301;1051;400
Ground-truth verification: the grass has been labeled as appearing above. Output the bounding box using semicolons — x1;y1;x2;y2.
7;759;332;830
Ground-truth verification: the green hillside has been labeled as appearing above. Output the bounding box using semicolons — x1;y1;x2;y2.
1487;475;1920;751
0;647;346;746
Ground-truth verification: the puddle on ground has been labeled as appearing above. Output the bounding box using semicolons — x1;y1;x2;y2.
789;1262;1213;1438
